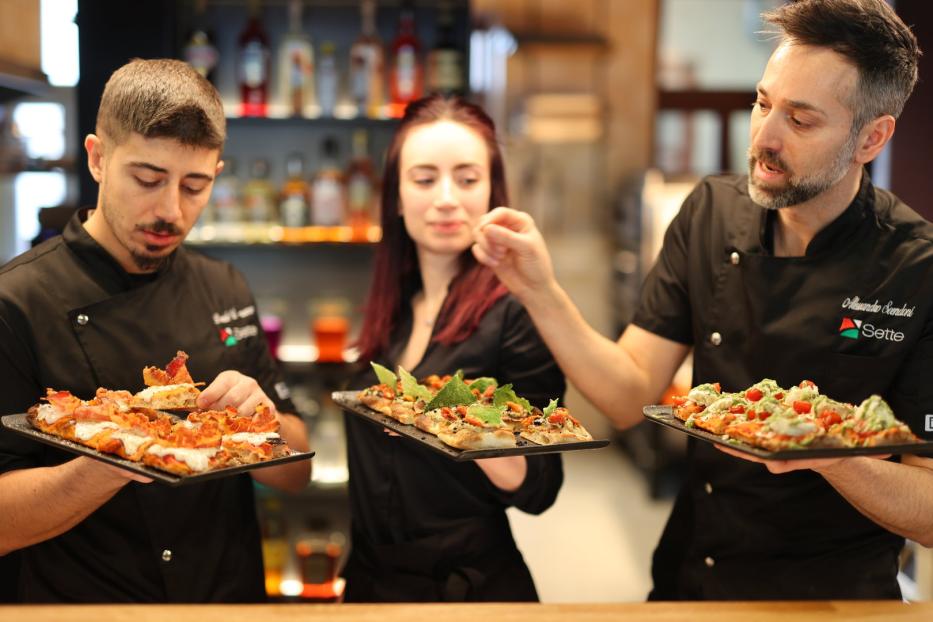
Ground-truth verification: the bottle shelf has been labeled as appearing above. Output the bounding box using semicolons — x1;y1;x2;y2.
226;115;400;130
186;224;381;246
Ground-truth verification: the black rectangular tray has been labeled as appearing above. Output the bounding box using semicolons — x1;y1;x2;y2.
333;390;609;461
1;414;314;486
643;405;933;460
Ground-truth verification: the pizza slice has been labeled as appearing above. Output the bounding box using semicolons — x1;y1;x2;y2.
687;393;748;435
358;362;400;416
836;395;920;447
671;382;723;422
520;400;593;445
133;351;203;410
95;409;161;461
491;384;534;431
27;389;83;441
71;402;123;451
414;404;466;435
143;421;225;475
220;404;288;464
436;404;516;450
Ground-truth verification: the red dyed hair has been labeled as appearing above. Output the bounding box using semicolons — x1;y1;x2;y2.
356;95;509;362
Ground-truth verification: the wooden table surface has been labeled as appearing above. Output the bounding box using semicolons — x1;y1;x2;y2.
0;601;930;622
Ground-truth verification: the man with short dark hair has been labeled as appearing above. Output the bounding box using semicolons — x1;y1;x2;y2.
474;0;933;599
0;59;310;602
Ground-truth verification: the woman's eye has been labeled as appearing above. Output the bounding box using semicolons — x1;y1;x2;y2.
413;178;434;186
183;185;207;195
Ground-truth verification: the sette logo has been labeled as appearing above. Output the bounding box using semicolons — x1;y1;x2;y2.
926;414;933;432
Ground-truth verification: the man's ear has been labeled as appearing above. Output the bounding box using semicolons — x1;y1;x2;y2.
854;115;896;165
216;159;225;177
85;134;104;183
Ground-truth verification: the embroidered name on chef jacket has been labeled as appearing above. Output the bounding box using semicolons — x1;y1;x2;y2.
838;296;916;344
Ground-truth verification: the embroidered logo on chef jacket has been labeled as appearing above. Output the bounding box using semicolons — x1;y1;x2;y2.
838;318;861;340
214;305;259;346
838;316;905;343
218;324;259;346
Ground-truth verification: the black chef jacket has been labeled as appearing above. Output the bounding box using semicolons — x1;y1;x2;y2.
343;293;565;602
0;211;296;603
632;172;933;600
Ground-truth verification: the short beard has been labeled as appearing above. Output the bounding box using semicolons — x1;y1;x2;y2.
100;197;181;272
747;127;859;210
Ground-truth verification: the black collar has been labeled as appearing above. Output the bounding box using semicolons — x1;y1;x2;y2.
758;170;873;256
62;209;177;293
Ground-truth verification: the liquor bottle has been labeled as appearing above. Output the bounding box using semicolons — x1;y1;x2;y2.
277;0;315;118
184;31;219;81
183;0;219;81
310;137;346;227
345;129;376;238
427;1;464;95
349;0;385;118
238;0;271;117
316;41;339;118
243;158;277;224
212;158;243;224
259;496;288;597
388;0;422;117
280;153;311;228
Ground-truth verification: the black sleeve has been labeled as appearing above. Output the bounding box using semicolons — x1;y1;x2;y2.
229;269;298;416
630;182;704;345
887;292;933;445
487;296;565;515
0;298;44;473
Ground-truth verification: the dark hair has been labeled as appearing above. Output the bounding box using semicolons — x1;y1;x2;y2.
356;95;509;362
96;58;226;149
764;0;921;130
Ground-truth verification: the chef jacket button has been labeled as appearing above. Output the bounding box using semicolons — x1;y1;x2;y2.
76;313;89;326
704;482;713;494
710;332;722;346
730;251;740;265
704;556;715;568
161;549;172;562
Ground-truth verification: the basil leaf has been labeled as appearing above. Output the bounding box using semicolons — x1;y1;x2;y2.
425;372;477;411
492;383;532;412
466;404;504;427
370;362;397;389
398;366;433;401
467;377;498;395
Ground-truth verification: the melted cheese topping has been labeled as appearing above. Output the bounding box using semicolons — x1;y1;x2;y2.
37;403;68;424
146;445;219;472
224;432;280;445
110;430;150;456
135;384;196;401
74;421;120;441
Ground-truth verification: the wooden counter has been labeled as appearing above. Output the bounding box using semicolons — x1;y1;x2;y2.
0;601;930;622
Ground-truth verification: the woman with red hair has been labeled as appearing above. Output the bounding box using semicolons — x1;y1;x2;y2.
345;95;565;602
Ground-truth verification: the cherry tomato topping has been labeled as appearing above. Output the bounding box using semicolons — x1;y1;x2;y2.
745;388;763;402
793;401;812;414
